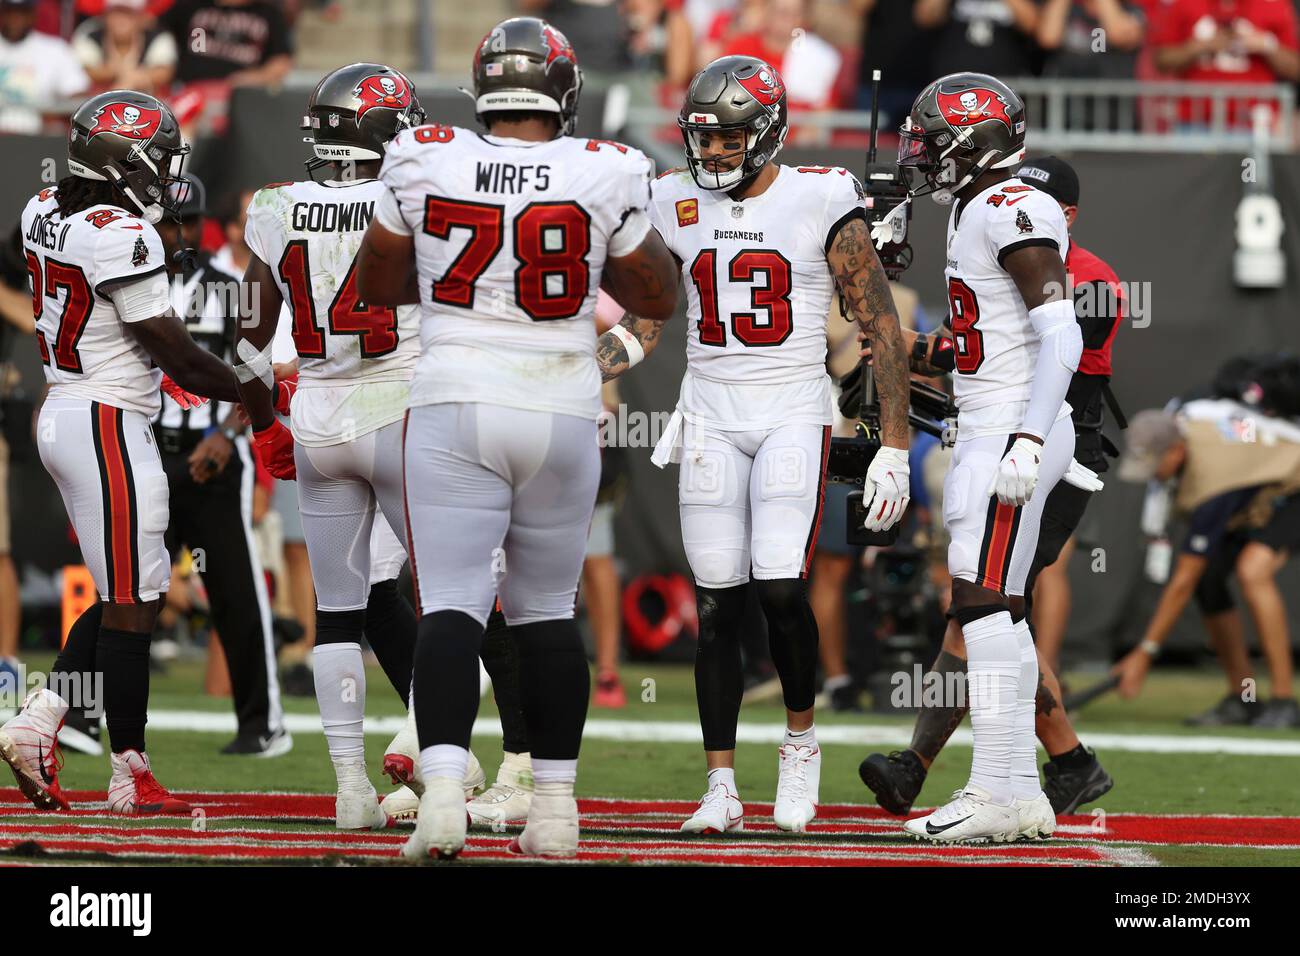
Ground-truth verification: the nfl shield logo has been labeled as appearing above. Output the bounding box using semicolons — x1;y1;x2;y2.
328;113;340;128
731;205;743;219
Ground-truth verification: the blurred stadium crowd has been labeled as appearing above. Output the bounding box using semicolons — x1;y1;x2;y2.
0;0;1297;735
2;0;1299;131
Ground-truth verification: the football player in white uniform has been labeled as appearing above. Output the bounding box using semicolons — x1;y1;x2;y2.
597;56;912;834
232;63;483;830
356;17;678;859
889;74;1083;842
2;91;272;814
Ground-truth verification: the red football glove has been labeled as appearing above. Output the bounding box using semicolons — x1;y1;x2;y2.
161;374;207;410
272;373;298;418
252;419;297;480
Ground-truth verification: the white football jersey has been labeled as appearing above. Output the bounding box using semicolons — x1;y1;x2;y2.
21;188;166;417
244;178;420;445
943;177;1072;436
374;126;653;421
649;164;864;430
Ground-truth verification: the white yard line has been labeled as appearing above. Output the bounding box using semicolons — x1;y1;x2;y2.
135;709;1300;757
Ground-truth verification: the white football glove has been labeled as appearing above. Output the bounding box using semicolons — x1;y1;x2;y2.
863;445;910;532
990;436;1043;507
869;201;909;251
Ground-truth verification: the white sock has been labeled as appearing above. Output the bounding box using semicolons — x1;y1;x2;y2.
707;766;737;795
784;724;817;750
532;758;577;797
1011;616;1043;801
420;744;468;783
313;643;367;788
961;610;1018;806
823;674;851;692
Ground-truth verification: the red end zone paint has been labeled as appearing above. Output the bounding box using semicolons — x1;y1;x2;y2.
2;793;1298;865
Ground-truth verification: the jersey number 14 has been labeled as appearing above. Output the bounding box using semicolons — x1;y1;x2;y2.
278;240;400;359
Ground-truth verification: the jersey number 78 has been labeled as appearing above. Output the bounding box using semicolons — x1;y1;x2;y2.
423;197;591;321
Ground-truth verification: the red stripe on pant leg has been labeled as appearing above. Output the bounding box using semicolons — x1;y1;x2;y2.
400;410;421;616
981;502;1015;593
801;425;833;578
979;504;1009;591
98;405;135;603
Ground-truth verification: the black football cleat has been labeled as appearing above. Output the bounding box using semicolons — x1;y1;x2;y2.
1251;697;1300;729
829;682;865;713
858;750;927;816
1184;694;1256;727
220;727;294;757
1042;747;1113;815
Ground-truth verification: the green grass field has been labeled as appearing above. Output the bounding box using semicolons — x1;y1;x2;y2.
8;652;1297;866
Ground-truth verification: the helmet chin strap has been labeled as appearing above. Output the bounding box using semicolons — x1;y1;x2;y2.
103;165;163;222
910;147;1004;206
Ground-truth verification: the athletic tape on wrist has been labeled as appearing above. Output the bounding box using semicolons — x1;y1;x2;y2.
608;323;645;368
234;338;275;389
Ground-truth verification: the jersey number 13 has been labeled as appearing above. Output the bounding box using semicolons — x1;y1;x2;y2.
689;248;793;348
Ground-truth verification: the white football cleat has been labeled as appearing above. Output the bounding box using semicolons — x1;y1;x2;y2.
0;690;70;811
334;784;389;830
468;751;533;829
382;708;422;795
463;749;486;796
680;783;744;834
1013;792;1056;841
382;708;485;799
379;784;419;823
903;785;1020;844
773;743;820;832
106;749;192;815
381;754;483;825
509;788;578;858
401;777;468;861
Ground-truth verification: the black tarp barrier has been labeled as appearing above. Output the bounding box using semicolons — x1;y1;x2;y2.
3;98;1298;661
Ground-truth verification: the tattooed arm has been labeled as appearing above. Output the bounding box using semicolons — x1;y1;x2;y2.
601;228;679;323
826;215;910;448
596;312;667;381
355;220;420;307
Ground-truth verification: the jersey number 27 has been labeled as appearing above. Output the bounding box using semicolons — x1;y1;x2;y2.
26;252;93;373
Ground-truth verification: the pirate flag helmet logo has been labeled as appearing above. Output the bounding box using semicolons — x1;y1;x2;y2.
352;72;414;121
302;63;425;173
935;87;1014;132
86;102;164;141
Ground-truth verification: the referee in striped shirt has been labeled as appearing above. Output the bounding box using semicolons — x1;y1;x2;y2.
151;174;289;756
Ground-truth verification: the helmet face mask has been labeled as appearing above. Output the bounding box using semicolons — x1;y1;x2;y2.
679;56;788;193
302;63;424;177
681;122;761;190
67;91;190;222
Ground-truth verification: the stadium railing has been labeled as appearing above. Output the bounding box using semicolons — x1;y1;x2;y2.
608;78;1297;157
